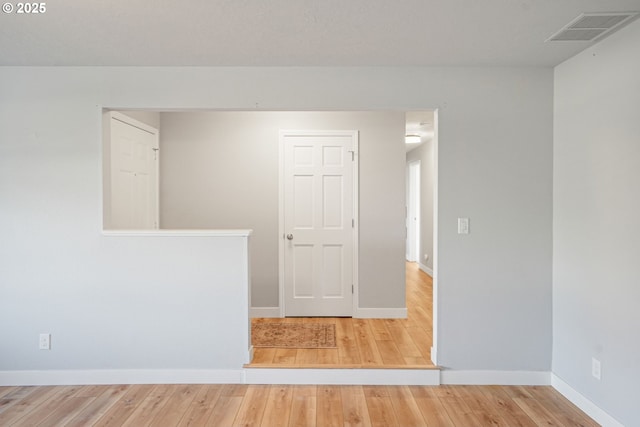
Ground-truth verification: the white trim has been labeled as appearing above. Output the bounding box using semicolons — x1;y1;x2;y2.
418;262;433;277
551;374;624;427
0;370;245;386
245;368;440;385
354;307;407;319
431;108;439;367
440;370;551;385
250;307;282;318
102;229;253;237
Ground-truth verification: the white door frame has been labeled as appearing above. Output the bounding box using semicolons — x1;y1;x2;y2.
406;160;421;262
278;130;359;318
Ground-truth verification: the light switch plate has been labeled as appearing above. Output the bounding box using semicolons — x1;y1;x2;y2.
458;218;470;234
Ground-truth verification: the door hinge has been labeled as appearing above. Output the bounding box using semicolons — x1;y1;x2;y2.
352;218;355;228
152;147;159;160
352;284;354;294
348;150;355;161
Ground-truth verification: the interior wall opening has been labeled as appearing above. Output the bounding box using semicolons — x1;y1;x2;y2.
102;108;438;368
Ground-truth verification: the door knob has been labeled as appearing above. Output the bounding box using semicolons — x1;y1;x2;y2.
286;234;294;240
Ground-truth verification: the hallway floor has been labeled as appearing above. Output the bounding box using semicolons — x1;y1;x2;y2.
248;262;434;368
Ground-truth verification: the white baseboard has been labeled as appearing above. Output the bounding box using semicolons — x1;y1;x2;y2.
0;369;245;386
551;374;624;427
354;307;407;319
440;370;551;385
250;307;282;318
245;368;440;385
418;263;433;277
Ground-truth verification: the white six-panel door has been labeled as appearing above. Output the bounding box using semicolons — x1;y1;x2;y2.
281;130;357;317
109;113;159;229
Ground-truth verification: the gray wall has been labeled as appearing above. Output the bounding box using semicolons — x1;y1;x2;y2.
0;66;552;372
406;139;435;272
159;111;406;309
553;19;640;426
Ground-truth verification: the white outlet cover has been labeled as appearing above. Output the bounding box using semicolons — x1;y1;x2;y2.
39;333;51;350
592;358;601;380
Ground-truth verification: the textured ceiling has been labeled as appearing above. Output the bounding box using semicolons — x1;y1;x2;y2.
1;0;639;66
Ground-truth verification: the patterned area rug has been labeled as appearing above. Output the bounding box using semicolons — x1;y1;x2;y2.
252;323;337;348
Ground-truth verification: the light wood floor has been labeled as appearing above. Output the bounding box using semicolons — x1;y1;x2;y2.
0;384;598;426
250;262;434;368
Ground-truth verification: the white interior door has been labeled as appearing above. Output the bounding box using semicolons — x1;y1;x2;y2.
281;130;357;317
109;113;159;229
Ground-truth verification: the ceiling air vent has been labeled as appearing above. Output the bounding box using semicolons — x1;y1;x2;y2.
547;12;638;42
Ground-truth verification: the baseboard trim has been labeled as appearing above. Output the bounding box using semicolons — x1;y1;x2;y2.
440;370;551;385
354;307;407;319
245;368;440;385
0;369;245;386
250;307;281;318
551;374;624;427
418;262;433;277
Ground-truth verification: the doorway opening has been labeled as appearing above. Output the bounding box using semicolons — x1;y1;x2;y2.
101;109;438;368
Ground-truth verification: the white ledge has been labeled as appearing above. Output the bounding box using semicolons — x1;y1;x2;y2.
102;229;253;237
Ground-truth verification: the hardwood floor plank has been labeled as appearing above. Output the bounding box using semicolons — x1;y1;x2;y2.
252;348;277;364
35;396;94;427
231;385;270;427
10;385;83;427
336;317;361;365
435;386;483;427
0;387;17;400
148;384;199;426
93;384;155;427
64;385;130;427
409;386;458;427
525;386;600;427
206;396;244;427
513;396;566;427
353;319;384;365
288;386;317;427
0;387;38;416
176;385;221;427
476;386;538;427
120;384;174;427
260;385;293;427
295;348;319;364
388;386;428;427
340;386;372;427
0;386;61;425
364;393;399;427
384;318;423;358
273;348;298;364
375;339;406;365
317;348;340;364
317;385;343;427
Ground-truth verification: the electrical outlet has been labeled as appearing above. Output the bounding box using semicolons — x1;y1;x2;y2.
39;333;51;350
592;358;601;380
424;254;429;262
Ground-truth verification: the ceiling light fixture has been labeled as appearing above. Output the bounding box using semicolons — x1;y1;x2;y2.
405;135;421;144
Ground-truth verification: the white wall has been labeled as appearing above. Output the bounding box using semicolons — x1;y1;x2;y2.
0;66;552;374
159;111;406;309
553;19;640;426
407;139;435;272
